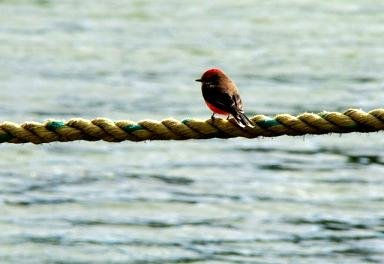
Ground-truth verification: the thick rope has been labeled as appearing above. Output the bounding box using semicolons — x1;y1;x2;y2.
0;108;384;144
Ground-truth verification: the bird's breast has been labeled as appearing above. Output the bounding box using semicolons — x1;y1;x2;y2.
205;101;230;115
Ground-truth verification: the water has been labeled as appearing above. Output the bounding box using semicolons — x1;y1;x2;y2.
0;0;384;263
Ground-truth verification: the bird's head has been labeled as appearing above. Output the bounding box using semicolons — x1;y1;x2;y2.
195;68;226;84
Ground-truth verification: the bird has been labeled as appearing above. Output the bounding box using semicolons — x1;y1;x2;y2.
195;68;254;128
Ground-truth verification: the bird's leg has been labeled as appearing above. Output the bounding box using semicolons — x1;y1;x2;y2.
226;115;230;120
211;113;215;122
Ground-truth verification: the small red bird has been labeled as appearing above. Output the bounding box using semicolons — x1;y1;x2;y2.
196;68;253;128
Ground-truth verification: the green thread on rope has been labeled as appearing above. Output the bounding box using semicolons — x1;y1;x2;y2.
319;112;327;118
256;118;281;128
123;124;143;133
182;119;191;125
345;124;359;129
319;112;358;129
46;121;65;131
0;133;13;143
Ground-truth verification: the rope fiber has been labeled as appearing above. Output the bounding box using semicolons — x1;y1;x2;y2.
1;108;384;144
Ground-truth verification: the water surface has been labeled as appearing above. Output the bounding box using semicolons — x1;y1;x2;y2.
0;0;384;263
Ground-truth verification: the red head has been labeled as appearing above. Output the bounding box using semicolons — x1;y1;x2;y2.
196;68;226;83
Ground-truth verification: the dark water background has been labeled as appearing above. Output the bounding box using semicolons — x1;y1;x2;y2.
0;0;384;263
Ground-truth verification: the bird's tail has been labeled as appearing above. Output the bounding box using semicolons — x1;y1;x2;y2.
233;111;254;128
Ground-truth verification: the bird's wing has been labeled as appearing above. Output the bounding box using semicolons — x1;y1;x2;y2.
232;93;243;112
204;90;242;115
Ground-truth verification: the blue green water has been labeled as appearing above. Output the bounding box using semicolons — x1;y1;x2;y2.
0;0;384;263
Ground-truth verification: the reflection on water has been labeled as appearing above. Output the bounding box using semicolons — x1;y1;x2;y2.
0;0;384;263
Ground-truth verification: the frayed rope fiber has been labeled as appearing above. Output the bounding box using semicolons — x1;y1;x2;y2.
1;108;384;144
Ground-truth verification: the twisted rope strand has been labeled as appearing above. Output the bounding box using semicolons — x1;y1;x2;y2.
1;108;383;144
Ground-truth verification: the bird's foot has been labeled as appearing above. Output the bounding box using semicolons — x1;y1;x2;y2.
211;113;215;122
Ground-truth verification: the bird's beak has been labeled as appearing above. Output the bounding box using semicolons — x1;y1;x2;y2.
195;79;202;82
